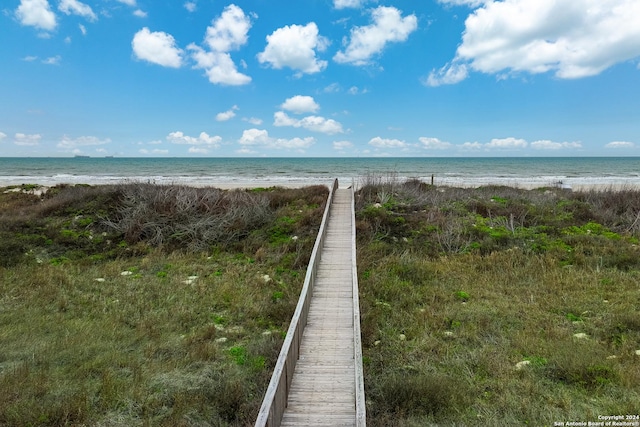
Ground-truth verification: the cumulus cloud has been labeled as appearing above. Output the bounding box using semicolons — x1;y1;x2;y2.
116;0;136;6
133;9;147;18
334;6;418;66
189;47;251;85
334;0;367;9
438;0;488;7
531;140;582;150
333;140;354;150
167;131;221;148
57;135;111;149
274;111;343;134
216;105;239;121
486;137;527;149
258;23;329;74
605;141;635;148
433;0;640;84
0;132;7;142
42;55;61;65
189;4;252;85
15;0;57;31
369;137;407;148
132;27;184;68
14;133;42;146
243;117;263;125
58;0;96;21
139;148;169;155
79;24;86;35
239;128;315;151
419;137;453;150
184;1;197;12
281;95;320;114
424;62;468;87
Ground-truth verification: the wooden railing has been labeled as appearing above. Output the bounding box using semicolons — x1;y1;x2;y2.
351;183;366;426
255;179;339;427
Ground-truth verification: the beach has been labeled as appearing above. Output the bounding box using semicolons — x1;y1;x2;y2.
1;157;640;191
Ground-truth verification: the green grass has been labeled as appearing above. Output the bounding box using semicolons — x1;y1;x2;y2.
356;178;640;426
3;180;640;426
0;183;327;426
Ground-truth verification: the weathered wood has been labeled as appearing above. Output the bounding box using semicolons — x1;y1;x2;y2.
255;183;366;427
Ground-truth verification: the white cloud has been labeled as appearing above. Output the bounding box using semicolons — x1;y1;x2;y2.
59;0;96;21
281;95;320;114
204;4;251;52
274;111;343;134
23;55;39;62
167;131;221;148
437;0;640;83
334;0;367;9
333;140;354;150
244;117;263;125
257;23;329;74
486;137;527;149
184;2;197;13
460;141;483;150
189;46;251;85
188;4;252;86
42;55;61;65
369;137;407;148
334;6;418;66
239;128;315;151
16;0;57;31
424;62;468;87
58;135;111;149
79;24;86;35
14;133;42;146
419;137;453;150
531;140;582;150
0;132;7;142
132;27;184;68
139;148;169;155
438;0;488;7
605;141;635;149
116;0;136;6
216;105;239;121
133;9;147;18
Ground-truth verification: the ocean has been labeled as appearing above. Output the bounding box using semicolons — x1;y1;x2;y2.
1;157;639;189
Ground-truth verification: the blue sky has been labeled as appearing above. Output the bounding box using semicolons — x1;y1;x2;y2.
1;0;639;157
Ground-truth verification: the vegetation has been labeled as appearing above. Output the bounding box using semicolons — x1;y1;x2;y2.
0;183;327;426
355;175;640;426
3;178;640;426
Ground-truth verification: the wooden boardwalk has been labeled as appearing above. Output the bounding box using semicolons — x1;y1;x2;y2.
281;188;359;426
256;182;365;427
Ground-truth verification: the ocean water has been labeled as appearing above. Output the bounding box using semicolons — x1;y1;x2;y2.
1;157;639;189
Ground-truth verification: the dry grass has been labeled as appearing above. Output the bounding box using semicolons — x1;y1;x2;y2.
0;183;327;426
356;177;640;426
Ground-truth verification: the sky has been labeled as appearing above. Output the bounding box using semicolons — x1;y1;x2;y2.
1;0;640;157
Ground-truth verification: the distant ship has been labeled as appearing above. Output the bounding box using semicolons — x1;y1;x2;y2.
74;155;90;158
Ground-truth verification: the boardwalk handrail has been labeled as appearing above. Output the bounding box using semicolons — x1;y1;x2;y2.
255;179;339;427
351;183;366;426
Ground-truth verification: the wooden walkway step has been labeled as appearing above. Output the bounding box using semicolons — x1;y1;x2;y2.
255;182;365;427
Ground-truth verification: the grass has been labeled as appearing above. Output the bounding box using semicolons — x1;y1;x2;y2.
3;180;640;426
355;177;640;425
0;183;327;426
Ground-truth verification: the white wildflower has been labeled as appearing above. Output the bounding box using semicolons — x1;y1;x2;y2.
263;274;272;283
399;334;406;341
515;360;531;370
573;333;588;339
120;271;133;276
94;278;106;282
215;337;228;343
635;350;640;356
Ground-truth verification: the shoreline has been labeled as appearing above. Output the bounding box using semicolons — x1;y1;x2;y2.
4;177;640;193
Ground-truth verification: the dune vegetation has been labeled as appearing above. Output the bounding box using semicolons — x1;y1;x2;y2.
1;179;640;426
0;183;327;426
355;175;640;426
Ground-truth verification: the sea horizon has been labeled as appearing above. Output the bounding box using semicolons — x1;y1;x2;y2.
1;156;639;190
